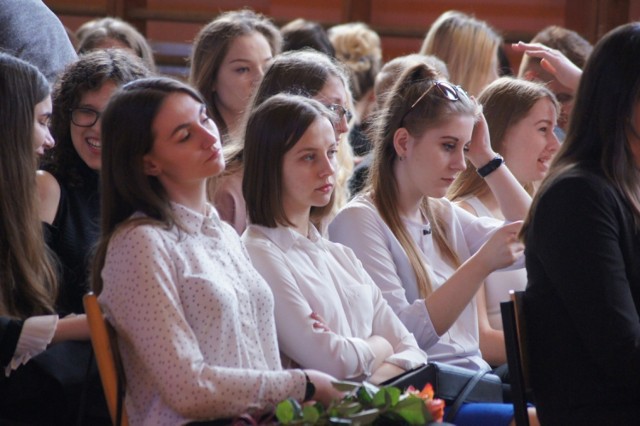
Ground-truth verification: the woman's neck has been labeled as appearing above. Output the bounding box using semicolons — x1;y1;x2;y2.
285;206;311;237
166;181;208;215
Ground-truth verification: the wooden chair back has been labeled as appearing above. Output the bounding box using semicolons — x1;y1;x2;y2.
83;292;128;426
500;290;531;426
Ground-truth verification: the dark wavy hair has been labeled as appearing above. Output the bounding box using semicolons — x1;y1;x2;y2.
0;53;58;318
41;49;150;187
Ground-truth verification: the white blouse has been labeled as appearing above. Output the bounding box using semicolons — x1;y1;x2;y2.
329;194;523;371
463;196;528;330
242;223;427;381
99;203;305;426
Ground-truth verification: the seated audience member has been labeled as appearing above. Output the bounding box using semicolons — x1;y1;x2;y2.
241;94;427;384
522;22;640;424
37;50;150;314
420;10;502;97
349;53;449;196
516;25;592;134
328;22;382;157
0;0;77;84
0;52;108;426
281;18;335;57
76;17;157;72
94;77;342;425
190;9;281;144
329;61;539;425
211;50;354;234
448;77;560;365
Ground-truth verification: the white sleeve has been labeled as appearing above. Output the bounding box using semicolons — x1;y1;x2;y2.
99;225;305;418
5;315;58;377
351;250;428;369
450;201;525;270
329;203;440;350
244;237;377;380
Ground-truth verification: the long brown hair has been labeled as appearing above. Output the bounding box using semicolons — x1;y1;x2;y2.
523;22;640;237
368;62;477;298
243;94;334;227
448;77;559;201
189;9;281;140
92;77;206;294
0;53;58;318
209;49;352;224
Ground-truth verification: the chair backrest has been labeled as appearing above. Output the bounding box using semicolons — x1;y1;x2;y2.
83;292;128;426
500;290;531;426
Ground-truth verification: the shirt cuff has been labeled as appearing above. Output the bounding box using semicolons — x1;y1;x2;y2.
5;315;58;377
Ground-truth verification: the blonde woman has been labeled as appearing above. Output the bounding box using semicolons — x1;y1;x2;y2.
420;10;501;97
448;77;560;365
329;60;537;426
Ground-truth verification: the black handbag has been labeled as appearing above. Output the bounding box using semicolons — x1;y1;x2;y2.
381;362;504;422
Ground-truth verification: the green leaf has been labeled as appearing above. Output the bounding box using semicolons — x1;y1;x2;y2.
302;405;320;423
372;387;401;409
276;399;296;424
392;396;432;425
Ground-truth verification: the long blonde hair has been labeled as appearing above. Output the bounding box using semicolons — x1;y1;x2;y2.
368;63;477;298
448;77;559;201
420;10;501;97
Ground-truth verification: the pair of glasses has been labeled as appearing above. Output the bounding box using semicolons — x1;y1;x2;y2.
401;80;466;123
70;107;102;127
326;103;353;123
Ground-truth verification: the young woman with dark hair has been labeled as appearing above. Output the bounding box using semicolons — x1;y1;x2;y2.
241;94;426;384
93;77;342;425
522;22;640;424
37;49;150;314
210;49;354;234
0;52;108;426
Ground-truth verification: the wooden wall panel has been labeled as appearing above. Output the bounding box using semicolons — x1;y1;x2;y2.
44;0;640;77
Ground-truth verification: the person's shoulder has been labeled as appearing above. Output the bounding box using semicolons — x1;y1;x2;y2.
36;170;61;224
110;217;172;250
542;169;617;203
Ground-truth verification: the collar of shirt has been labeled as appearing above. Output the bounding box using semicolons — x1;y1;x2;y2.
169;202;221;235
247;222;324;252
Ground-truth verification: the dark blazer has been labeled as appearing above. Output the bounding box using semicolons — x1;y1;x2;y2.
524;168;640;425
0;317;23;368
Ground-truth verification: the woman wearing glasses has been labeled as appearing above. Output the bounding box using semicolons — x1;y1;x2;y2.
211;49;354;234
328;63;535;423
37;50;149;314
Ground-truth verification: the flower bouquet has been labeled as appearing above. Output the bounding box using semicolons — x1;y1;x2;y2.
275;381;445;425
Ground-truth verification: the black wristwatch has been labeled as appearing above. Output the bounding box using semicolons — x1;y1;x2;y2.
476;155;505;178
303;371;316;402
